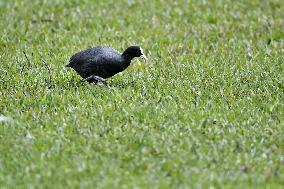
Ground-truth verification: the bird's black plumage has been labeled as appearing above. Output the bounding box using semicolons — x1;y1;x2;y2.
66;46;145;82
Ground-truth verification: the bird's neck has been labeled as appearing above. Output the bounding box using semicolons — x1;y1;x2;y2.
117;57;131;72
122;51;135;61
122;57;132;66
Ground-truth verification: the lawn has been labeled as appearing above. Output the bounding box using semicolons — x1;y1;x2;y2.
0;0;283;188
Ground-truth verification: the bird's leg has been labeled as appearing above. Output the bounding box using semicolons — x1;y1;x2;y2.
81;75;107;84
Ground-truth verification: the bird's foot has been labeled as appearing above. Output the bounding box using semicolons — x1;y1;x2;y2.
81;75;107;84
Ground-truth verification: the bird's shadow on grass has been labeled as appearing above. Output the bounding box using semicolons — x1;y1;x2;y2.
107;79;138;89
45;79;87;90
46;78;138;90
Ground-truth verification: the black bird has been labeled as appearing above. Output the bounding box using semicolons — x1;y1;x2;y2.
66;46;147;83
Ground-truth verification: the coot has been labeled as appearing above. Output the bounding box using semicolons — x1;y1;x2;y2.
66;46;147;83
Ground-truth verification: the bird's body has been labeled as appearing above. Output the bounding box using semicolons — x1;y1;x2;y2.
66;46;146;83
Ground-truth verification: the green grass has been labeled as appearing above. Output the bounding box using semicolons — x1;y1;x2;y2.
0;0;283;188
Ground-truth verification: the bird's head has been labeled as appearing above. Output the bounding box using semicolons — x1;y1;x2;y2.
123;46;147;61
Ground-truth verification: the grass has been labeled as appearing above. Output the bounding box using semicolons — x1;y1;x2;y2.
0;0;283;188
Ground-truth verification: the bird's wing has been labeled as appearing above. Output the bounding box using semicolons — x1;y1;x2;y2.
69;46;125;78
82;54;123;78
69;47;103;65
69;46;121;64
